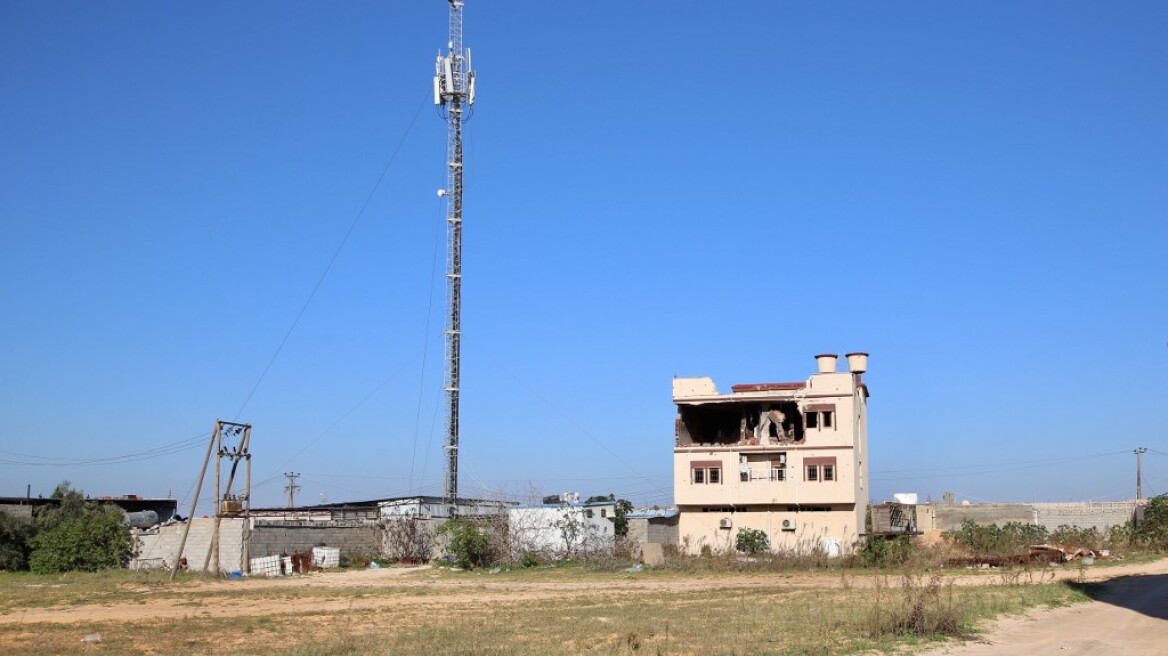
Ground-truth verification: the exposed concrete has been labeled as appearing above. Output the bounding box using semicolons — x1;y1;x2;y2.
641;543;665;566
250;523;381;560
924;501;1139;533
627;515;679;547
132;518;245;572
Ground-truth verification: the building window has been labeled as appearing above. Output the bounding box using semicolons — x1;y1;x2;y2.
691;461;722;485
585;509;594;518
600;509;607;518
806;465;819;481
805;407;836;430
692;466;721;485
823;465;835;481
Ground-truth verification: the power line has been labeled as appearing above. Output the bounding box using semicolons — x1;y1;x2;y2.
486;353;674;502
872;450;1128;476
0;432;209;467
232;95;428;421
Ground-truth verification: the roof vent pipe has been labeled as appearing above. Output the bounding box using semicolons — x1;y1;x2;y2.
815;353;838;373
846;352;869;374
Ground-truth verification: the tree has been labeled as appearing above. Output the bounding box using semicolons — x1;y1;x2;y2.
436;518;493;569
1136;493;1168;550
27;482;134;574
0;512;35;571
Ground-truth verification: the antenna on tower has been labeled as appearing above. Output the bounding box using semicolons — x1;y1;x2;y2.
434;0;475;519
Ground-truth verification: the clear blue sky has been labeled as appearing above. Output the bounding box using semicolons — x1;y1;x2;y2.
2;2;1166;513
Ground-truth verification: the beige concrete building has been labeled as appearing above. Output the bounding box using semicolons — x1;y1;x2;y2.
673;353;870;555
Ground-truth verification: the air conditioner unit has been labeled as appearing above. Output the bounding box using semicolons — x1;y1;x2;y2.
719;518;733;529
781;519;795;531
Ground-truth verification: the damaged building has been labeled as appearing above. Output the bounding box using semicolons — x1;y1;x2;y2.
673;352;870;555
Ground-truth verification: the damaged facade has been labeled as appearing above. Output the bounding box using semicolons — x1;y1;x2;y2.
673;353;870;555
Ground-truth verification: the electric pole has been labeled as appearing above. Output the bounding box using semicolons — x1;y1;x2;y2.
1135;447;1147;501
284;472;301;508
434;0;476;519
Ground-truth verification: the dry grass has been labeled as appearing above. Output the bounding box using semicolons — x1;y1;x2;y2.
0;565;1092;656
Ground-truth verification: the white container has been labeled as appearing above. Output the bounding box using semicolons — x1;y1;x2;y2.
312;546;341;569
250;555;283;577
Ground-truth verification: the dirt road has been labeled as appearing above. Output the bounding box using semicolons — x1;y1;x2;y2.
3;558;1167;627
921;562;1168;655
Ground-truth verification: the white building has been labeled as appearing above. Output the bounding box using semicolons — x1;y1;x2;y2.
377;496;512;521
507;499;617;559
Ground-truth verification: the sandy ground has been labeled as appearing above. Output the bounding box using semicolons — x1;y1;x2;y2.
3;558;1168;629
920;560;1168;655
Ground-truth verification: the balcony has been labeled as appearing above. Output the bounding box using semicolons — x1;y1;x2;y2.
739;467;786;483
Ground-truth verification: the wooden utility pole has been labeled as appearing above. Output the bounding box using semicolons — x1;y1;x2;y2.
204;421;251;575
171;421;219;582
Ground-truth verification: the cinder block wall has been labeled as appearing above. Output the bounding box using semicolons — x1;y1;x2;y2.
645;519;679;545
250;524;381;559
926;502;1137;533
930;504;1034;531
132;518;245;572
1033;502;1136;531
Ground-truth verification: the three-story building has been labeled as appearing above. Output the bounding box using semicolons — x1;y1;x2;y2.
673;353;870;555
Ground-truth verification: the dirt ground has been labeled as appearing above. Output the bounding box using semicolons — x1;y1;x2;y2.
919;560;1168;655
3;557;1167;629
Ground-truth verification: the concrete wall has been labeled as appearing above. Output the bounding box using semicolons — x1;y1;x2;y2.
628;516;679;546
924;501;1139;532
132;518;245;572
0;504;33;520
678;507;858;555
249;523;381;559
508;505;615;557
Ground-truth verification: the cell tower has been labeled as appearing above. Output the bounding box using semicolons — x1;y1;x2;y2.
434;0;476;518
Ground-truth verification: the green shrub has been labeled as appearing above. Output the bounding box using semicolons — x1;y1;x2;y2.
26;482;133;574
0;512;35;571
1135;494;1168;551
436;518;493;569
29;505;132;574
1049;525;1103;550
945;520;1047;557
859;535;914;568
735;528;770;555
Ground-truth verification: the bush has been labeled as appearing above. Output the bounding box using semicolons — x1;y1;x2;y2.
1048;525;1103;550
858;535;914;568
382;517;432;562
945;520;1047;558
436;518;493;569
1135;494;1168;551
0;512;35;571
27;482;133;574
29;505;131;574
735;528;770;555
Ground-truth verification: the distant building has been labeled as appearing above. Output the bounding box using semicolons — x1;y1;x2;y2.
0;494;176;525
508;498;617;559
378;496;513;521
672;353;870;555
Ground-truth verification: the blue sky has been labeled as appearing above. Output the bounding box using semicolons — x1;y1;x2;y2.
2;2;1166;513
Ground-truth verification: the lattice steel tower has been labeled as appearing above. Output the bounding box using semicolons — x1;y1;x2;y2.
433;0;476;518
